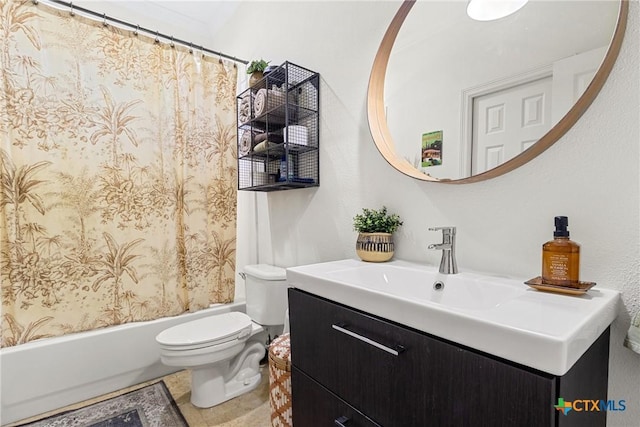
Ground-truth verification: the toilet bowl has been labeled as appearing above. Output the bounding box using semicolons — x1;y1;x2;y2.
155;264;288;408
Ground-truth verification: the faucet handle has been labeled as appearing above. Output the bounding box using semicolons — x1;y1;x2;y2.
429;226;456;244
429;226;456;234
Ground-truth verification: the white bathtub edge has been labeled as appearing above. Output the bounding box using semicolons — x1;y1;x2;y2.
0;302;246;426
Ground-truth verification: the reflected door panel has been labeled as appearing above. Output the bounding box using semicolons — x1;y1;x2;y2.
551;46;606;123
472;77;552;175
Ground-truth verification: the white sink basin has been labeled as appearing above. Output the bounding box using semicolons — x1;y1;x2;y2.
320;263;523;310
287;259;620;376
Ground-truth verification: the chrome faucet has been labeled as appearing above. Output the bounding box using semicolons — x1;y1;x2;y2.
428;226;458;274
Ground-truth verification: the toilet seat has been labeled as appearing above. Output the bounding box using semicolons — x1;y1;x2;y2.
156;312;253;351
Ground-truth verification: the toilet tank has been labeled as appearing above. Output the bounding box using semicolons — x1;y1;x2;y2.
243;264;289;326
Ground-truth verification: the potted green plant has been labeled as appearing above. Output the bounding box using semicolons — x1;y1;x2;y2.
353;206;403;262
247;59;270;87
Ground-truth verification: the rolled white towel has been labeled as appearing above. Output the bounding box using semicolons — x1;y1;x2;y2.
625;310;640;354
238;94;251;123
238;131;252;156
253;140;278;152
254;88;285;117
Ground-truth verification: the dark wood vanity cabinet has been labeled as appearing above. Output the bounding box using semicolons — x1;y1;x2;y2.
291;366;381;427
288;288;610;427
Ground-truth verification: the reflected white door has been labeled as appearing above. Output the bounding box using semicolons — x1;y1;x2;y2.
472;77;552;175
551;46;606;124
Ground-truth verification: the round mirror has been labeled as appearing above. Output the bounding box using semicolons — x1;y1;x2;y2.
368;0;628;183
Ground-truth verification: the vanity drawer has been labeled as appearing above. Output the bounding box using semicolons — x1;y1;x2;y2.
289;288;439;425
292;366;380;427
289;288;556;427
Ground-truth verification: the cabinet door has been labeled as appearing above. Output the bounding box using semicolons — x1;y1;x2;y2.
292;366;381;427
289;289;556;427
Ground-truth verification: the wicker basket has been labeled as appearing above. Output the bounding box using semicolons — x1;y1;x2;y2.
269;333;292;426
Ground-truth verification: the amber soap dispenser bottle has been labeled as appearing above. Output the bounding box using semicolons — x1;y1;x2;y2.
542;216;580;287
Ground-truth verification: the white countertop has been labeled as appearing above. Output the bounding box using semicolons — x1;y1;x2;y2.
287;259;620;376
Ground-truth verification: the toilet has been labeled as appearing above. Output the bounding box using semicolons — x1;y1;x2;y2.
156;264;288;408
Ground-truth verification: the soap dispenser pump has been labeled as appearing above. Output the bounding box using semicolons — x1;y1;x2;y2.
542;216;580;287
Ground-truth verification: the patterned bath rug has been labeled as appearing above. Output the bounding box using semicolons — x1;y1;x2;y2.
16;381;188;427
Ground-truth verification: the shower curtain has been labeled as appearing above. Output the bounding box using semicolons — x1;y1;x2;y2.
0;0;238;347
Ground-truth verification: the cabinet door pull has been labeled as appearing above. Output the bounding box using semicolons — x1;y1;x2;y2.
334;415;350;426
332;324;402;356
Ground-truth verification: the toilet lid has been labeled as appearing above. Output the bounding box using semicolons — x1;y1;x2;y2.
156;312;253;349
244;264;287;281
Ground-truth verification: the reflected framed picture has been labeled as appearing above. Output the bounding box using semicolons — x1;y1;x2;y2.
421;130;442;167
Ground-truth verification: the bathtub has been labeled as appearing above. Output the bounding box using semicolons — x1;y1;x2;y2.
0;302;246;425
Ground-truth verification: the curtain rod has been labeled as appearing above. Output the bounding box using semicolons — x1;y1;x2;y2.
33;0;248;66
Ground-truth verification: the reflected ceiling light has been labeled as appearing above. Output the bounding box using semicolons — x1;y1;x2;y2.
467;0;529;21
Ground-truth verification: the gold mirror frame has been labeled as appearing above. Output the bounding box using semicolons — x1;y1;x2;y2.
367;0;629;184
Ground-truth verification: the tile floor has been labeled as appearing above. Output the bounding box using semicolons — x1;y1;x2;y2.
166;367;271;426
8;366;271;427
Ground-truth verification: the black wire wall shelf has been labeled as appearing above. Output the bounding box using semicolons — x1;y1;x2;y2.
237;62;320;192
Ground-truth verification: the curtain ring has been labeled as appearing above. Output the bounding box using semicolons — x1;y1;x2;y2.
32;0;39;5
69;2;74;16
170;36;175;48
218;53;223;64
188;42;193;54
102;13;107;27
200;46;204;58
133;24;139;36
154;31;160;43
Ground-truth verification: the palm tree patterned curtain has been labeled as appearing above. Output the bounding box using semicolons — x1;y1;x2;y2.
0;0;238;347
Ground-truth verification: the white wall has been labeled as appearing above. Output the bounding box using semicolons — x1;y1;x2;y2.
62;1;639;424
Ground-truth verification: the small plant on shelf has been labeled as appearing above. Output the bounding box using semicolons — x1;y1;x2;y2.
353;206;403;263
246;59;270;74
353;206;403;234
247;59;270;87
